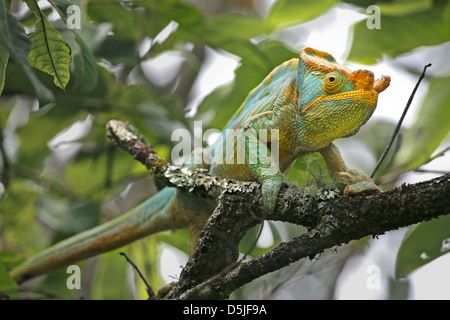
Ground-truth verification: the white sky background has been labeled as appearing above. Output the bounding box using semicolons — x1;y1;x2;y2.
150;4;450;300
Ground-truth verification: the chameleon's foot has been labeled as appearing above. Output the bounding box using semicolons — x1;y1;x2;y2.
332;169;382;196
343;180;382;196
261;175;284;214
157;281;177;297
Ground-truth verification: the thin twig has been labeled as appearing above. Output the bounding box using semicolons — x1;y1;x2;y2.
119;252;155;299
414;169;450;175
370;63;432;178
0;122;10;188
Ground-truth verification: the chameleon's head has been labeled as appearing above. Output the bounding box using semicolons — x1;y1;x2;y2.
297;47;390;149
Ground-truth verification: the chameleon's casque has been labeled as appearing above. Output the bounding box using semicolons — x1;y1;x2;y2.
10;48;390;284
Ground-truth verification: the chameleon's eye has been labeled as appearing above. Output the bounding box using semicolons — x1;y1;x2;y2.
323;71;344;93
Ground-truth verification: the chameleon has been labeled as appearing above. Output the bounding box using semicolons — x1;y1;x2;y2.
10;47;390;284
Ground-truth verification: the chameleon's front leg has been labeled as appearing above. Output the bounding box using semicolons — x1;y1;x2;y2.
320;143;382;195
242;112;284;214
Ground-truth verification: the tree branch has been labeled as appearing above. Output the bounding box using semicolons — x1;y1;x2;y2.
176;173;450;299
106;119;450;300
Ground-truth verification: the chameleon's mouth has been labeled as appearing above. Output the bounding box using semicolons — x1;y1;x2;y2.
351;69;391;94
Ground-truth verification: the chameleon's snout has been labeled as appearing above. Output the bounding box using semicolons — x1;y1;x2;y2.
351;69;390;94
373;75;391;93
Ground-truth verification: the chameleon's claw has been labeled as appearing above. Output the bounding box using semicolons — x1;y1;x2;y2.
343;180;382;196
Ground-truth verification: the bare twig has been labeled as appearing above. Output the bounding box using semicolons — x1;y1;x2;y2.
119;252;155;299
370;63;432;178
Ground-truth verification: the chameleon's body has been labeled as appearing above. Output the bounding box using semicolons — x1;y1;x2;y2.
10;48;390;284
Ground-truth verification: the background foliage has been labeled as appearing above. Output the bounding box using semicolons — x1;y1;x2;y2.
0;0;449;299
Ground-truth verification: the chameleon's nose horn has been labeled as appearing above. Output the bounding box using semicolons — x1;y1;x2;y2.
373;75;391;93
352;69;374;90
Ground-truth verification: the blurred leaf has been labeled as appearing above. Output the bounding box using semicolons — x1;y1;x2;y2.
95;37;140;66
0;179;44;254
18;7;53;27
267;0;336;26
88;2;140;41
139;0;204;39
351;119;400;180
239;222;283;258
0;250;26;271
91;249;133;299
37;196;100;236
155;229;190;256
396;215;450;278
70;38;99;93
37;264;82;299
15;106;82;167
392;75;450;172
0;181;4;200
0;43;7;96
376;0;433;17
24;0;72;90
349;2;450;64
203;14;274;40
0;0;54;105
64;148;136;197
129;237;163;298
0;262;19;299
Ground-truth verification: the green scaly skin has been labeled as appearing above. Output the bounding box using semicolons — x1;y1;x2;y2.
10;47;390;284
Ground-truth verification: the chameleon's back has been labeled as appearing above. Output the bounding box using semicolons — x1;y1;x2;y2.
223;59;298;131
207;59;299;181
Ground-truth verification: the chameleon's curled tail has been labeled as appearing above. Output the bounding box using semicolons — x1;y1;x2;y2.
10;187;205;284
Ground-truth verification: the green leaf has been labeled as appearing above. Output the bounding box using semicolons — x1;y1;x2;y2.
349;3;450;64
0;262;19;299
205;14;274;40
392;75;450;172
0;250;26;271
94;37;140;66
87;2;140;41
24;0;72;90
37;196;100;236
396;215;450;278
0;43;7;96
267;0;336;26
0;0;54;105
70;38;98;93
375;0;433;17
140;0;204;37
49;0;99;93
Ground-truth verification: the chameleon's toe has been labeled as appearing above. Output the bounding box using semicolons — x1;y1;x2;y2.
343;180;382;196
